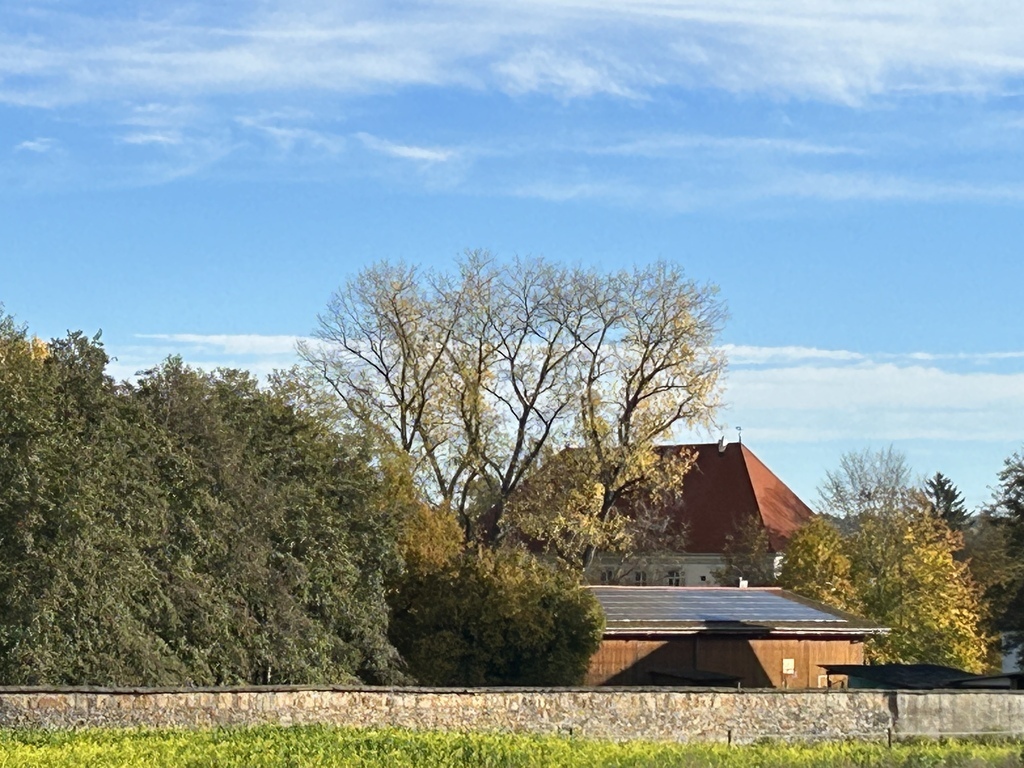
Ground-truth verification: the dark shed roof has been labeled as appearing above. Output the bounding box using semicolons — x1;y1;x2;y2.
591;586;887;637
820;664;1024;690
819;664;971;689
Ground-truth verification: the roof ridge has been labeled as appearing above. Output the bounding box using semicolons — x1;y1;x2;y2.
736;443;769;534
739;444;814;551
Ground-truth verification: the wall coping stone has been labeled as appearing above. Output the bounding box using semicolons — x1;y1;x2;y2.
0;685;902;695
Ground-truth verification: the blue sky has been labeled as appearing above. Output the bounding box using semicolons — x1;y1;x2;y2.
3;0;1024;510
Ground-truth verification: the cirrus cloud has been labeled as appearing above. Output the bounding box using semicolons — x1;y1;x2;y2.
3;1;1024;108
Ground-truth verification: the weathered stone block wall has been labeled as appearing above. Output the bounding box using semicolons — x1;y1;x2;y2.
0;687;894;743
2;687;1023;742
894;691;1024;737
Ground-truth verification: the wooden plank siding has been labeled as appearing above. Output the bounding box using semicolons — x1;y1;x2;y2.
586;636;865;688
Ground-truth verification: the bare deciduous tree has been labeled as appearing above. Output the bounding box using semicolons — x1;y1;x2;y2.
817;446;917;534
302;251;726;556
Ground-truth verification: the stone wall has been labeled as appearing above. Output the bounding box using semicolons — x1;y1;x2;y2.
895;691;1024;737
2;687;1023;743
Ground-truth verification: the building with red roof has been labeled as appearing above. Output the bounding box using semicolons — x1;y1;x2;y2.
587;441;815;587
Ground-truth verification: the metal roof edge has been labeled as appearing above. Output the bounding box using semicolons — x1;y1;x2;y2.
603;625;887;636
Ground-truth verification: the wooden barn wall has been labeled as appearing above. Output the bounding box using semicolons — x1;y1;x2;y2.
586;636;865;688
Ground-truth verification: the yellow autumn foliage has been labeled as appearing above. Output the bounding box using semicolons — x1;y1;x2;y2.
781;504;992;673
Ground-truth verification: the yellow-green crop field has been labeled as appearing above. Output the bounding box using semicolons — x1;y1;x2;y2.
0;727;1021;767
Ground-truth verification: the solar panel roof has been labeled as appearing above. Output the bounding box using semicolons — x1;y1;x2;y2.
590;587;848;625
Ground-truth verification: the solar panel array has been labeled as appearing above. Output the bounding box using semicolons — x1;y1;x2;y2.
591;587;847;624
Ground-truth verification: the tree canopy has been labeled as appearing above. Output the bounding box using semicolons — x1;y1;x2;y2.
301;253;726;565
782;448;990;672
778;516;858;611
388;512;605;686
851;504;988;669
986;450;1024;661
817;446;916;524
0;309;607;688
925;472;971;531
0;318;409;685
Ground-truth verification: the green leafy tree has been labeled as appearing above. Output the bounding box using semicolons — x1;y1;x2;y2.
0;327;186;684
0;309;604;689
388;500;604;686
0;316;410;686
389;545;604;686
132;360;408;685
959;511;1021;672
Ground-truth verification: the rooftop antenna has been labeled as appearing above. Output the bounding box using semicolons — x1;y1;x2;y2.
736;426;743;445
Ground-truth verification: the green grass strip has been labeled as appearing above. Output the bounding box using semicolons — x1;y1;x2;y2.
0;726;1022;767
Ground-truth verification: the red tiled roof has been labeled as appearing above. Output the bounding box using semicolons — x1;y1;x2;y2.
655;443;814;553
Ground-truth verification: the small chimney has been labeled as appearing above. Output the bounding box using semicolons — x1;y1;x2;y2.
718;436;727;454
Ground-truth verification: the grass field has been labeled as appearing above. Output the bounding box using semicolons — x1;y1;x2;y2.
1;726;1022;767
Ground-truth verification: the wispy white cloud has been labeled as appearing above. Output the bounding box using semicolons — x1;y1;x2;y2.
5;2;1024;200
731;363;1024;412
4;1;1024;108
356;132;456;162
135;333;312;356
723;344;867;365
135;133;238;184
238;117;347;154
764;172;1024;203
103;333;312;382
504;168;1024;209
724;344;1024;366
509;179;644;204
592;134;864;158
901;351;1024;362
14;137;57;153
121;132;183;146
493;47;645;99
720;343;1024;444
121;102;201;129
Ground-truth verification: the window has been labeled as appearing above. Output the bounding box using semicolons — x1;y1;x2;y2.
666;570;681;587
635;571;648;586
699;575;707;582
599;569;615;585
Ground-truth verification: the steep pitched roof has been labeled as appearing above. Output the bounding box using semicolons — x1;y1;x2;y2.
655;442;813;552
